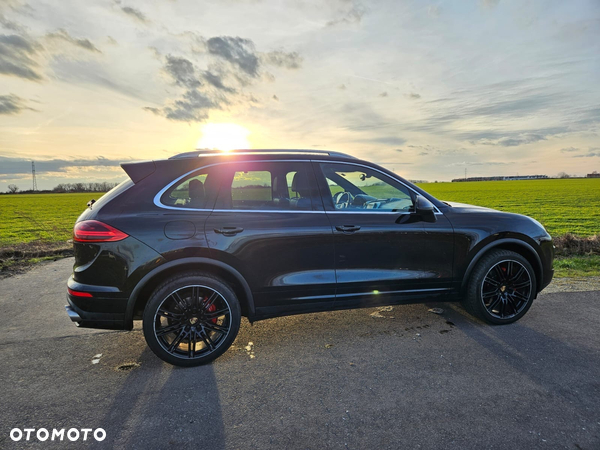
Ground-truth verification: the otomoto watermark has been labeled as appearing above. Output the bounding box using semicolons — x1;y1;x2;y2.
9;428;106;442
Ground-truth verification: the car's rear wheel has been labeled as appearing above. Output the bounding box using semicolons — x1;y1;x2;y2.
463;249;536;324
143;273;241;366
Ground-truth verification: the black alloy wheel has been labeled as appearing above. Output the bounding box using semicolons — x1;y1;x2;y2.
463;249;537;324
481;259;532;319
143;274;241;366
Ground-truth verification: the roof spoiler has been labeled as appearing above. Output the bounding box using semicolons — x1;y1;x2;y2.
120;161;156;184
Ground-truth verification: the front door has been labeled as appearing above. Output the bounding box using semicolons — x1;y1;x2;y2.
314;162;454;308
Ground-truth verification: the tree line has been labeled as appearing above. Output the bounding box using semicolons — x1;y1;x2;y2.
6;182;119;194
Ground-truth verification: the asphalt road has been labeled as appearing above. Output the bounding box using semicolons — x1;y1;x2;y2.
0;258;599;450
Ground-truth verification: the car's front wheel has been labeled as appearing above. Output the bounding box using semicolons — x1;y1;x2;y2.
143;273;241;366
463;249;537;324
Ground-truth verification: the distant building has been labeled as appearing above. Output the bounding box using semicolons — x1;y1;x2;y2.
452;175;549;182
587;172;600;178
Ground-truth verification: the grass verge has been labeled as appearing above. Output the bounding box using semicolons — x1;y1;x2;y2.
0;241;73;278
554;255;600;278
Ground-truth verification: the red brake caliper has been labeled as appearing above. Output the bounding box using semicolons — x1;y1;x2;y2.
205;298;218;324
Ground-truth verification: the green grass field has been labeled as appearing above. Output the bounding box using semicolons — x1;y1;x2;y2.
0;178;599;247
0;193;95;246
415;178;600;237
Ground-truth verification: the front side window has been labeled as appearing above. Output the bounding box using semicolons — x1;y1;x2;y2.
319;163;414;212
216;162;319;211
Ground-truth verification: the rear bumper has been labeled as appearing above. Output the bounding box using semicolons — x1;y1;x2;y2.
65;304;81;322
66;276;130;330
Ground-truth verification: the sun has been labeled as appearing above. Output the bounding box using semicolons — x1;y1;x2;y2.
196;123;251;151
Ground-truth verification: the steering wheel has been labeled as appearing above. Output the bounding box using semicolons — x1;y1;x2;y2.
333;191;354;209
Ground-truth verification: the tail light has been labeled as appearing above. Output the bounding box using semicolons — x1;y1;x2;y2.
73;220;128;243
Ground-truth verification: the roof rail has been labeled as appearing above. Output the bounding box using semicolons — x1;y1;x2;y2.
169;149;356;160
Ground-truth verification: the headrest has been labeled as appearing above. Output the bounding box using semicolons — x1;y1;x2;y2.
189;179;205;200
291;172;311;196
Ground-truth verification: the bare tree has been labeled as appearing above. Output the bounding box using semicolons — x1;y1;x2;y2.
7;184;19;194
557;172;571;179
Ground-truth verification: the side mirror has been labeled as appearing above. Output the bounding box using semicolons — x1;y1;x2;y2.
414;195;437;223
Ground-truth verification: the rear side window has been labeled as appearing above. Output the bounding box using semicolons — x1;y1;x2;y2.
215;161;320;211
160;168;218;209
232;171;272;204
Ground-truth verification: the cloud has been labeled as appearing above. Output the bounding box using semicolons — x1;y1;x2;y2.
0;14;23;32
163;55;202;88
272;94;279;101
202;70;235;92
0;34;43;80
0;155;127;176
395;148;402;152
327;2;366;27
573;148;600;158
480;0;500;9
120;6;148;23
560;147;579;153
46;29;101;53
163;89;220;122
0;93;36;115
49;56;144;100
427;5;440;18
146;54;227;122
146;36;302;123
467;129;565;147
449;161;513;166
406;92;421;99
354;136;406;146
338;84;346;90
339;102;392;131
262;50;302;69
206;36;259;77
379;91;388;97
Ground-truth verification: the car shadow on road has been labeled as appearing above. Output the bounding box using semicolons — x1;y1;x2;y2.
92;344;226;450
443;303;599;411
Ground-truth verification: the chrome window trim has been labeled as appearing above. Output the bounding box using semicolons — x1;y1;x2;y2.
153;159;310;212
154;158;443;215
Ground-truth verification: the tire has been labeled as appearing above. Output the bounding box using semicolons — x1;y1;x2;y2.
143;272;241;367
462;249;537;324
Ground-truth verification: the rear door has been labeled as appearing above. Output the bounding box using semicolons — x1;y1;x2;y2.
314;162;455;308
205;160;336;316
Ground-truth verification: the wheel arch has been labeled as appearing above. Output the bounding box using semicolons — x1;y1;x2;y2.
461;238;543;295
125;258;255;329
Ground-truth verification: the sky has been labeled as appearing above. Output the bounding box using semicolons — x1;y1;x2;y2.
0;0;599;190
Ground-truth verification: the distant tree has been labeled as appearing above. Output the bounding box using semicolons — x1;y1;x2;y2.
557;172;571;179
7;184;19;193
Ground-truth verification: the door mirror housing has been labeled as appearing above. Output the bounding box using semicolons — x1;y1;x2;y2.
414;195;437;223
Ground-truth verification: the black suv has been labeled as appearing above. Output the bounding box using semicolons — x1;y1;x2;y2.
66;149;554;366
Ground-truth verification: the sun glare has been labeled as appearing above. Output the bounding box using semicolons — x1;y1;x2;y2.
196;123;251;151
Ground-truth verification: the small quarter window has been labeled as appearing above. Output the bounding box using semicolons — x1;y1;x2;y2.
160;168;217;209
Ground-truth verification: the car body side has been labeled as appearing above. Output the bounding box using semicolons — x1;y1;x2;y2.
67;154;554;330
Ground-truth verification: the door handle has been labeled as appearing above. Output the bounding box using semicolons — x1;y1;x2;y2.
214;227;244;236
335;225;361;233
